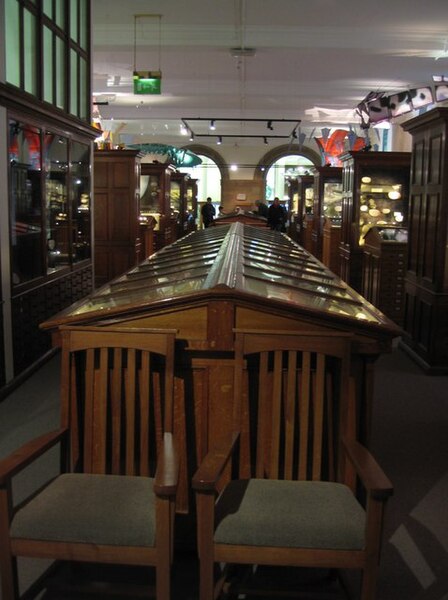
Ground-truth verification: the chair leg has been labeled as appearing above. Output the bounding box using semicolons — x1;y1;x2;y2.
360;564;378;600
0;552;19;600
199;555;215;600
156;561;170;600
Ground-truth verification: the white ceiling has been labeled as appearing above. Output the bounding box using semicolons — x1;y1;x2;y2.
92;0;448;149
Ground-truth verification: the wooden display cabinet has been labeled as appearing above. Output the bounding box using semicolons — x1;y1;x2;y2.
311;166;342;260
322;217;342;275
362;227;408;326
140;162;177;251
93;149;144;288
186;177;198;233
339;151;411;294
400;107;448;372
170;171;190;239
296;174;314;246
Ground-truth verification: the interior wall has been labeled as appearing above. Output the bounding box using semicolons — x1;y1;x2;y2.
221;179;264;210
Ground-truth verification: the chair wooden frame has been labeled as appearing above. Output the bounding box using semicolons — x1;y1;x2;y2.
0;326;179;600
193;329;393;600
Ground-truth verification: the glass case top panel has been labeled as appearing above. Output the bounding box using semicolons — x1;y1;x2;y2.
243;276;381;323
51;223;392;330
72;276;207;316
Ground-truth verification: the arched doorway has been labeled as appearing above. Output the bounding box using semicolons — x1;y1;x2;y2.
181;144;227;204
254;145;320;212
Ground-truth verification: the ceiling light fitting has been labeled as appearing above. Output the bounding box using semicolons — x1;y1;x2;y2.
182;118;301;143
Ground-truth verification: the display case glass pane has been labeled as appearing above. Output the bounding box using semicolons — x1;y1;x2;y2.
24;9;37;95
5;0;20;87
359;169;407;244
80;57;88;120
70;49;79;116
79;0;88;49
71;141;91;263
303;182;314;215
55;0;65;28
9;121;44;285
44;134;69;273
70;0;79;42
56;36;66;109
322;181;343;220
170;180;181;213
43;26;54;104
140;175;161;214
43;0;52;18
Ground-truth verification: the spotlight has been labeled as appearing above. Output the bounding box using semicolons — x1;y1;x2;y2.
267;121;273;130
292;129;297;139
210;120;216;131
217;136;222;145
264;137;268;144
189;131;194;141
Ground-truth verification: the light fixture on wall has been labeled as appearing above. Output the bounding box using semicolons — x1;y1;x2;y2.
209;120;216;131
217;136;222;145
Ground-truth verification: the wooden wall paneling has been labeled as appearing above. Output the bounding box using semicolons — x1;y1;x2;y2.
401;107;448;372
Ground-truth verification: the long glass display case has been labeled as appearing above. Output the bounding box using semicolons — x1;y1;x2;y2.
42;223;400;343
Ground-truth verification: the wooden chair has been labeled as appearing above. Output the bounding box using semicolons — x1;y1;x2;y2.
0;326;179;600
193;329;393;600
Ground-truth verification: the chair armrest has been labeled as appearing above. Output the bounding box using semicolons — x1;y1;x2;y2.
192;432;240;492
0;428;68;486
341;436;393;500
154;432;179;497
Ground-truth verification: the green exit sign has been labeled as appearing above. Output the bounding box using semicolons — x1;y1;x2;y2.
133;71;162;95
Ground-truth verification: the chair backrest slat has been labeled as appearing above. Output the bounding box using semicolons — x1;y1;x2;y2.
111;348;123;474
311;354;326;481
125;348;137;476
298;351;311;480
139;350;151;477
83;348;95;472
284;349;297;480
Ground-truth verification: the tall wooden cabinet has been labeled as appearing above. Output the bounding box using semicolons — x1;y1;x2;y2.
311;166;342;260
401;107;448;373
339;151;411;293
140;162;177;251
93;149;143;288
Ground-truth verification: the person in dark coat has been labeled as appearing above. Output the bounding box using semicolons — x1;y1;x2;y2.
267;197;286;231
255;200;269;218
201;197;216;228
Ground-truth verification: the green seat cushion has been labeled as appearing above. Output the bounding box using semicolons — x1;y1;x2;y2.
214;479;366;550
11;473;156;547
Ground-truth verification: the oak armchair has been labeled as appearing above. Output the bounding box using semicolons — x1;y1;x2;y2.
0;326;180;600
193;329;393;600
